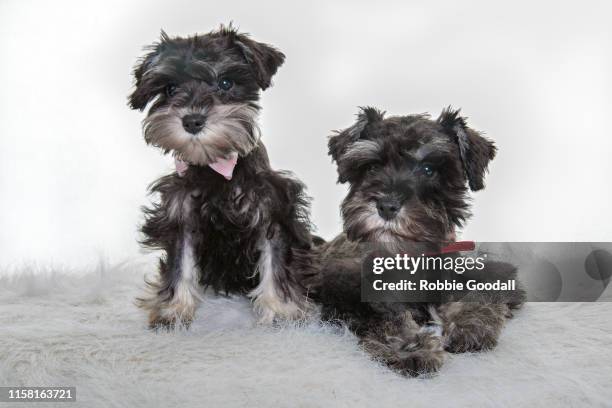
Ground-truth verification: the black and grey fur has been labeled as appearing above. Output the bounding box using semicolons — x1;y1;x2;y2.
297;107;525;376
129;25;314;328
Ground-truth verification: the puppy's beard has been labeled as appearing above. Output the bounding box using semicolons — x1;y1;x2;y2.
343;199;449;244
343;200;386;242
142;103;261;165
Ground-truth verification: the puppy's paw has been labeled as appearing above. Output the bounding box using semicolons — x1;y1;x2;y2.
445;321;499;352
441;303;507;353
363;324;446;377
147;302;196;330
252;294;312;325
391;327;446;376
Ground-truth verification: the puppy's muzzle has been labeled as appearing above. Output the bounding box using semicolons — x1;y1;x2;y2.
182;114;206;134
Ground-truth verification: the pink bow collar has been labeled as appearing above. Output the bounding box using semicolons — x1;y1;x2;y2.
174;152;238;180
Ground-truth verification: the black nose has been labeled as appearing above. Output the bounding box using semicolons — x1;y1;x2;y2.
182;114;206;134
376;198;401;220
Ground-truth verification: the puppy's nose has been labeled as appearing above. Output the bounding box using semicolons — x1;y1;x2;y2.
182;114;206;134
376;198;401;220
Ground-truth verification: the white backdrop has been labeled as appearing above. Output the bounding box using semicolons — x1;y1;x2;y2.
1;0;611;269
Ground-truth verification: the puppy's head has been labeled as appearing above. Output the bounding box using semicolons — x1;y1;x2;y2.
128;24;285;165
329;107;496;243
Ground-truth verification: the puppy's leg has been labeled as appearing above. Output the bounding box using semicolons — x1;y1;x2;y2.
360;311;447;377
149;229;201;329
249;233;310;324
438;301;510;353
138;185;202;329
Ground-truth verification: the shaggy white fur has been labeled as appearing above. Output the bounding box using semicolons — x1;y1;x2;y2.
1;261;611;408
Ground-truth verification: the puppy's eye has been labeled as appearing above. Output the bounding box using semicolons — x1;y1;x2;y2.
423;165;436;177
165;84;177;97
366;163;380;173
218;78;234;91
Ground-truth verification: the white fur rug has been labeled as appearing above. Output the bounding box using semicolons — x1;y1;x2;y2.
1;261;611;408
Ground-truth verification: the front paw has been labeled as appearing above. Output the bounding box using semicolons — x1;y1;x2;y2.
442;303;507;353
147;302;196;330
390;329;446;376
252;294;311;325
363;325;446;377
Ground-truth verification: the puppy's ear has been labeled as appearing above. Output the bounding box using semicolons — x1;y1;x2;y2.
328;107;384;184
128;30;169;110
328;107;384;163
438;107;497;191
221;25;285;90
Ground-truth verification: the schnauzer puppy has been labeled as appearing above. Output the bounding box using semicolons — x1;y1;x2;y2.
297;107;525;376
128;26;314;328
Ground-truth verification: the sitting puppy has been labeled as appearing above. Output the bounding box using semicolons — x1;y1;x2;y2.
297;107;525;376
129;26;314;328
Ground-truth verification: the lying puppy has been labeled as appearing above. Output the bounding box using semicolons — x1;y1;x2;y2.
297;107;525;376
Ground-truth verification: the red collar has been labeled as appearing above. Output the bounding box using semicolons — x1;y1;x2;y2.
439;241;475;254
